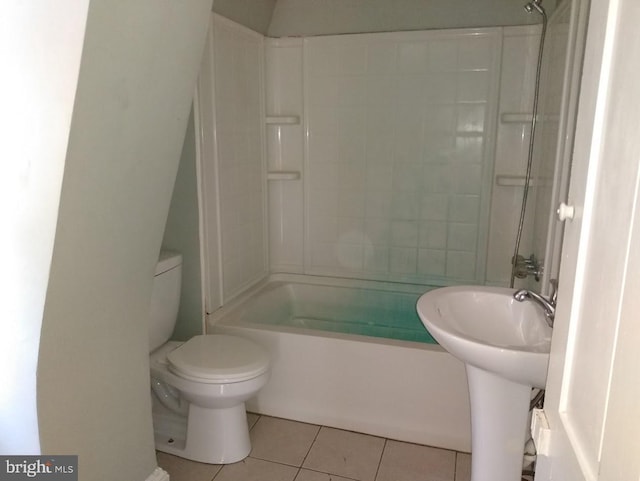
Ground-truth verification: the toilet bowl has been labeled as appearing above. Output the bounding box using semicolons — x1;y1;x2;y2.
148;251;271;464
150;335;269;464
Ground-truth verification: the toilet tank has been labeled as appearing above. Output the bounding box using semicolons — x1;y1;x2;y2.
148;250;182;352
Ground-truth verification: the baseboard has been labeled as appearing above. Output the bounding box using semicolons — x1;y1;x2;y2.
145;467;170;481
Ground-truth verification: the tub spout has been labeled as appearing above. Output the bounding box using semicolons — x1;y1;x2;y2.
513;289;555;327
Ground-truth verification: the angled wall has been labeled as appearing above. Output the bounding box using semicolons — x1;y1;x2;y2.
37;0;212;479
0;0;89;454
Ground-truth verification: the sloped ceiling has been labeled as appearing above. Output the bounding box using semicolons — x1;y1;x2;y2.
268;0;555;37
213;0;555;37
212;0;277;35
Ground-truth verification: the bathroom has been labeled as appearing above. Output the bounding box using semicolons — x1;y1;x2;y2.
160;0;567;478
8;0;640;480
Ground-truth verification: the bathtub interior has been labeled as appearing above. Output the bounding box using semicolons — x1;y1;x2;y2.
208;276;471;450
219;279;437;344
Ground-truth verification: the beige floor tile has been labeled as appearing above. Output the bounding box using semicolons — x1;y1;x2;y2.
213;457;298;481
156;452;221;481
376;440;456;481
302;427;385;481
295;468;355;481
250;416;321;466
454;453;471;481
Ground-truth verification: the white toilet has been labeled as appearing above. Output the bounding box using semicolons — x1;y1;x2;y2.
148;250;270;464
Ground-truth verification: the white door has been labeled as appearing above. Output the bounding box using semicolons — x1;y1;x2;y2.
534;0;640;479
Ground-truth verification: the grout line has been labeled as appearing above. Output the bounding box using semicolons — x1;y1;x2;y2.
210;464;222;481
292;467;301;481
248;454;304;469
298;466;361;481
372;438;388;481
454;451;472;481
247;412;262;431
299;424;323;469
453;451;459;481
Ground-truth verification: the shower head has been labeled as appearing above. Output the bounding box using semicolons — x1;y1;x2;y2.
524;0;545;15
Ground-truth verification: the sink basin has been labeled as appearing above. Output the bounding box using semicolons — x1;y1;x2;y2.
417;286;553;481
416;286;551;388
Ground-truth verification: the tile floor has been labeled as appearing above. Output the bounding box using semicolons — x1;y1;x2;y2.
157;413;472;481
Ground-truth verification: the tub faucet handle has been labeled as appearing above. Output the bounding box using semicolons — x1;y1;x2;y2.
549;279;558;306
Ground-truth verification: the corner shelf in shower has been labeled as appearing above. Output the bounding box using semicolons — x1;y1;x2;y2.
267;170;301;181
500;113;560;124
495;175;553;187
500;113;534;124
265;115;300;125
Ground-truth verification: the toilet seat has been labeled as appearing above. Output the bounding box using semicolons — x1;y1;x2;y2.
167;334;269;384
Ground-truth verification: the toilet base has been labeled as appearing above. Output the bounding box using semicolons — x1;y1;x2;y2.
153;401;251;464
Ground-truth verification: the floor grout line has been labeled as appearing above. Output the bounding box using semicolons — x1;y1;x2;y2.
453;451;459;481
298;423;323;470
372;438;388;481
296;466;361;481
292;466;301;481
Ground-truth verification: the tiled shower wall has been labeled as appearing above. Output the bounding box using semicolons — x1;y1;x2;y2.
486;26;543;286
305;30;500;284
267;26;541;286
201;15;268;305
199;18;540;305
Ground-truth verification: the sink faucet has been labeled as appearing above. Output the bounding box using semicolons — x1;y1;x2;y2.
513;280;557;327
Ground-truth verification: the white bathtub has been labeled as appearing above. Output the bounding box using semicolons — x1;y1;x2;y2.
208;274;471;452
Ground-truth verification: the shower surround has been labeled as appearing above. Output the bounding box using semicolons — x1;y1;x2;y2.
197;15;541;310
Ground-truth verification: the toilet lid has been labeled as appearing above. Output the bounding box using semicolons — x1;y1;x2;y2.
166;335;270;383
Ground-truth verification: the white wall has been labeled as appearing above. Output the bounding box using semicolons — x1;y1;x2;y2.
36;0;212;479
268;0;556;37
0;0;90;454
163;108;205;341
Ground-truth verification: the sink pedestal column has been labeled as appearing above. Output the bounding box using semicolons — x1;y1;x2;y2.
466;365;532;481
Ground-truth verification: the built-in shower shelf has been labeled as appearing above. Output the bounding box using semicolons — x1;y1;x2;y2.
500;113;534;124
495;175;552;187
500;113;561;124
265;115;300;125
267;170;301;181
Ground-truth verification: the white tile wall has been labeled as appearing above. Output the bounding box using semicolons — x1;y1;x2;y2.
303;29;502;284
485;25;542;286
265;38;305;273
261;25;540;289
212;15;268;300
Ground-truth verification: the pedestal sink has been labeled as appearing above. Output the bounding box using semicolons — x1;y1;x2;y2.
416;286;552;481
